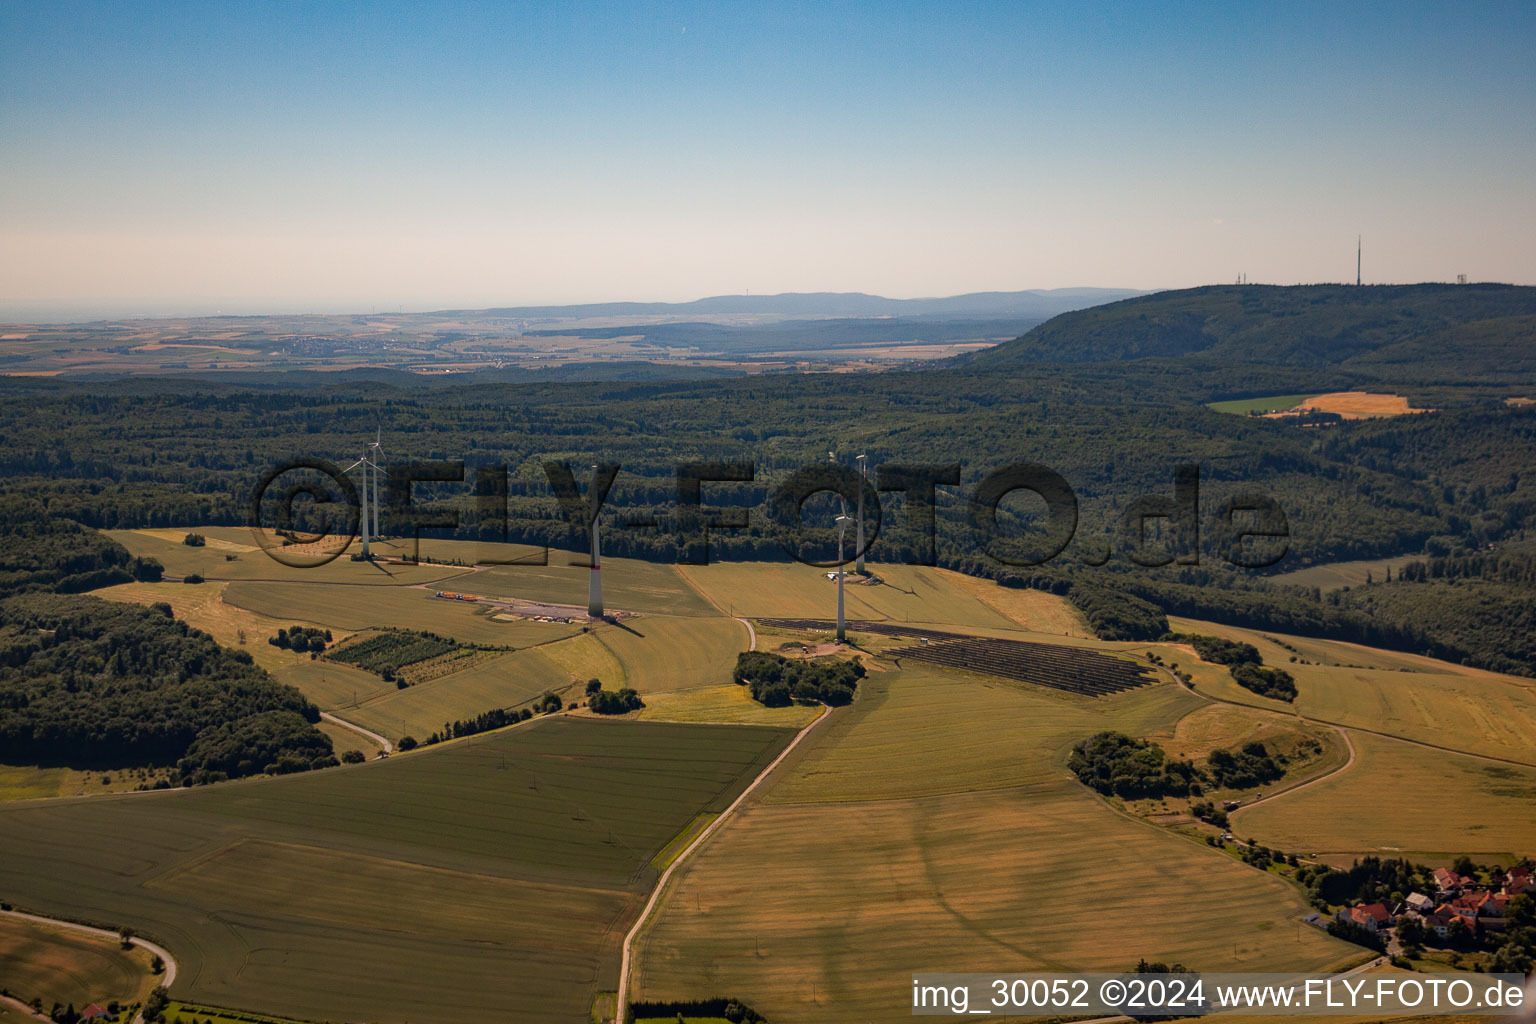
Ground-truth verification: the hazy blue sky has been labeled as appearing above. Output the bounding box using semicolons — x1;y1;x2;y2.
1;1;1532;316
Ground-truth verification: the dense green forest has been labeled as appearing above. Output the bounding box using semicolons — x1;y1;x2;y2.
968;284;1536;380
0;594;332;781
0;284;1532;672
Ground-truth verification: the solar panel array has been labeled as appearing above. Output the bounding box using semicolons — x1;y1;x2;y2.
755;618;1154;697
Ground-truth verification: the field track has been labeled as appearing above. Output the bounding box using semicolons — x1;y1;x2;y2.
318;710;394;753
616;705;830;1024
0;908;176;1024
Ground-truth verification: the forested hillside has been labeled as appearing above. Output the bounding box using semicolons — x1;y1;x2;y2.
966;284;1536;382
0;499;163;596
0;594;332;781
0;284;1532;671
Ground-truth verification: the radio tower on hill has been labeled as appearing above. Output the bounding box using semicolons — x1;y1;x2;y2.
1357;236;1362;286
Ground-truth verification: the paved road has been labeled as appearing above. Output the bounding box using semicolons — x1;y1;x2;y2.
319;710;393;754
613;704;830;1024
0;908;177;1023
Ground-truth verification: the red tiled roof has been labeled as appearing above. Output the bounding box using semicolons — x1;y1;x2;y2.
1361;902;1392;922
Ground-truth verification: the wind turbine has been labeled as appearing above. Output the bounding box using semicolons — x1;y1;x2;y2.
825;450;860;642
343;431;382;560
367;425;385;543
587;464;603;619
835;510;855;643
855;453;867;574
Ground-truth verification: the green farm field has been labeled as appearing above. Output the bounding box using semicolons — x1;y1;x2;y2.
1167;617;1536;765
596;614;749;694
1206;393;1320;415
343;646;580;740
1270;554;1425;591
0;717;794;1024
630;666;1362;1022
1232;730;1536;861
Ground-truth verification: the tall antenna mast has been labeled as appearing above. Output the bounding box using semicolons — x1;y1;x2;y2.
1357;235;1362;286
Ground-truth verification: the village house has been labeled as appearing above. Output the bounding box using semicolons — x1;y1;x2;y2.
1337;902;1394;933
1405;892;1434;914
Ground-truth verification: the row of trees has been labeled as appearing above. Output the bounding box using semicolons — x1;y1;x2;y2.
584;677;644;714
1172;631;1297;701
269;625;330;652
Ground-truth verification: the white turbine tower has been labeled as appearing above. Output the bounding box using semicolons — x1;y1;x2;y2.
855;453;867;574
835;511;855;643
343;448;374;559
588;464;603;619
367;425;385;542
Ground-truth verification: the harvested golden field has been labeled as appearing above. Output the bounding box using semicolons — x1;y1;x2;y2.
468;556;718;616
1261;391;1433;419
936;568;1091;634
0;914;155;1010
638;684;823;727
1270;554;1425;591
678;561;1017;629
1232;731;1536;860
761;667;1197;804
107;528;473;587
1166;617;1536;765
95;579;325;675
1149;702;1348;787
222;581;582;646
632;666;1357;1022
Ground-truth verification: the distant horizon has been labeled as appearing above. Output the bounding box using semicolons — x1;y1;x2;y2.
2;278;1530;325
3;3;1532;318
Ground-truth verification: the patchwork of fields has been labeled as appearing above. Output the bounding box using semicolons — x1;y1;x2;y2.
8;544;1534;1024
0;718;795;1024
1167;617;1536;765
630;669;1361;1022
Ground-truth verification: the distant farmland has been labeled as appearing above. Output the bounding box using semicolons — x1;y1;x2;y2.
0;717;794;1024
